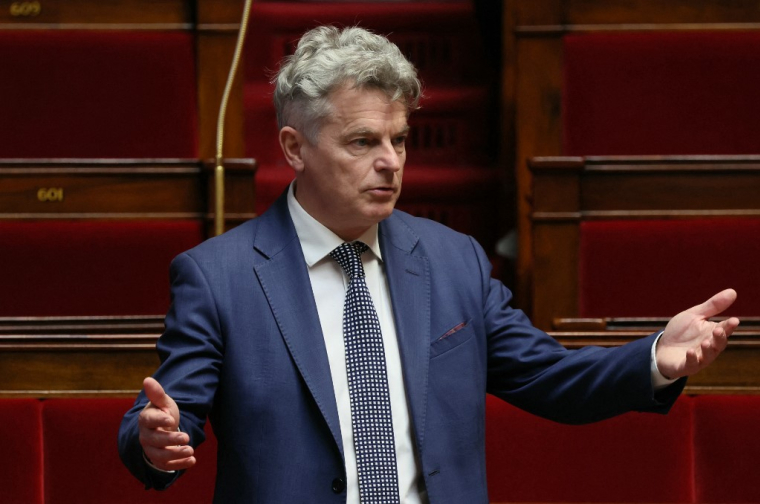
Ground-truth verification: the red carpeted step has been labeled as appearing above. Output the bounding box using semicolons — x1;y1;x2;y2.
0;220;205;316
0;31;198;158
564;31;760;155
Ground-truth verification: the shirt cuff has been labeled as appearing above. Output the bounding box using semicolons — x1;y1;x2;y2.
651;331;678;390
143;451;177;474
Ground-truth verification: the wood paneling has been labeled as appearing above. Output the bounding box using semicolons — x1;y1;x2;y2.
0;0;191;28
0;316;163;397
0;158;256;228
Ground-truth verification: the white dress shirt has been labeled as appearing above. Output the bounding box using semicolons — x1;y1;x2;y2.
287;183;424;504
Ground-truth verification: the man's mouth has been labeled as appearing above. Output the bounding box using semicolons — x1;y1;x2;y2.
367;186;396;196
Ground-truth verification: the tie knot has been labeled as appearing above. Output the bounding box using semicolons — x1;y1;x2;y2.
330;241;369;279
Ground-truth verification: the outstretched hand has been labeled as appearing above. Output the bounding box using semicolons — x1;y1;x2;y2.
138;377;196;472
657;289;740;380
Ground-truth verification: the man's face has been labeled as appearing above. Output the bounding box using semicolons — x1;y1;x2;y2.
292;85;409;241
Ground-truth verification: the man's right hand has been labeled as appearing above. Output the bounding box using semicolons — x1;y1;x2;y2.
138;377;196;472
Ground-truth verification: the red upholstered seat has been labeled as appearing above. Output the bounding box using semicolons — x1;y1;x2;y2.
0;399;44;504
579;219;760;317
42;398;217;504
485;394;694;503
693;395;760;503
563;32;760;156
0;30;197;158
0;221;204;316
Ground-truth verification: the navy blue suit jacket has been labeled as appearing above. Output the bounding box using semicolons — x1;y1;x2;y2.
119;192;682;503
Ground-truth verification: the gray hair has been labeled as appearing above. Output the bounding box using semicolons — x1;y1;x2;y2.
273;25;422;142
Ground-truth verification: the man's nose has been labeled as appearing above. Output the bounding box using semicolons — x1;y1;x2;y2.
374;140;403;172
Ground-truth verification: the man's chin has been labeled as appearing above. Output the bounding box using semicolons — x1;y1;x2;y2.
375;202;398;220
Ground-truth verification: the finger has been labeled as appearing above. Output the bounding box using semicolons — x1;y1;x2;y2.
692;289;737;319
143;377;172;411
138;406;176;430
161;456;197;472
143;444;196;468
711;326;729;349
700;335;715;363
703;327;729;359
139;427;189;449
144;444;194;464
685;347;700;371
718;316;741;336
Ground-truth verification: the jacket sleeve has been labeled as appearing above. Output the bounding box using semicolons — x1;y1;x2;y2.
469;236;684;424
118;251;224;489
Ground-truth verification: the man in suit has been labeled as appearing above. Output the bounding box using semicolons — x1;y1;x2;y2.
119;26;739;503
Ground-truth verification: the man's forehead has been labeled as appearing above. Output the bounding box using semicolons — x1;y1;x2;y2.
328;85;407;110
330;95;408;123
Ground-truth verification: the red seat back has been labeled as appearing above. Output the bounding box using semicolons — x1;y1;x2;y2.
486;394;694;502
693;395;760;503
0;399;44;504
0;221;204;316
0;30;197;158
42;398;217;504
579;219;760;317
564;31;760;156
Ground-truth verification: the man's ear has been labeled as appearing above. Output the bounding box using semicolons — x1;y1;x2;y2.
279;126;306;173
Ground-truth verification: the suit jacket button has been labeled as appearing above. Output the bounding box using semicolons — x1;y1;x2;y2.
332;477;346;493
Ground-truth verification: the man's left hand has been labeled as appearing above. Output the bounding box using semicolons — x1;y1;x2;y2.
657;288;740;379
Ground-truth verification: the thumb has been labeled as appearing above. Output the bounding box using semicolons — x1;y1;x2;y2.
692;288;738;319
143;377;173;411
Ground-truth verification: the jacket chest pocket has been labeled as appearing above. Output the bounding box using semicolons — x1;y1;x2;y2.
430;319;474;358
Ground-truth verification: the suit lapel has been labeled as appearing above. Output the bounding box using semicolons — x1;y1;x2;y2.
380;214;431;453
250;201;432;459
250;195;344;456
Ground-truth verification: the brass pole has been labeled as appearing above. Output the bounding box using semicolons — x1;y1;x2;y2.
215;0;254;236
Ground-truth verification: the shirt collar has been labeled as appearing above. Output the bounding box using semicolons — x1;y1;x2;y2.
287;181;383;267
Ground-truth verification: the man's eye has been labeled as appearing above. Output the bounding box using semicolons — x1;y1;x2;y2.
353;138;369;147
393;136;407;146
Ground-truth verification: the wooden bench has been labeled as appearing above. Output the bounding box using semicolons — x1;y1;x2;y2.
502;0;760;308
0;158;256;316
530;155;760;330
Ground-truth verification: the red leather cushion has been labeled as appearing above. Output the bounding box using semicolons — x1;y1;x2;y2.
693;395;760;503
0;221;204;316
43;398;217;504
486;394;693;502
564;32;760;155
0;399;44;504
579;219;760;317
0;30;197;158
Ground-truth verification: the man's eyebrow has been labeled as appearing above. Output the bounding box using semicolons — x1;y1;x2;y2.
343;125;410;139
347;127;376;137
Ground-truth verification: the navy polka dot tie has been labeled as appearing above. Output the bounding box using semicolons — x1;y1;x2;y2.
331;241;400;504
